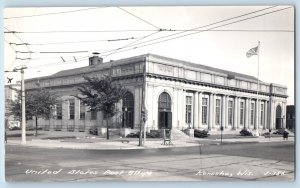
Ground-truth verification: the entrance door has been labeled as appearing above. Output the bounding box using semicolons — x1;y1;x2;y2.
158;92;172;129
275;105;282;129
122;92;134;129
159;112;172;129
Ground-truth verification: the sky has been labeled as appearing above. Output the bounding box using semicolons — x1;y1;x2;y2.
3;6;294;104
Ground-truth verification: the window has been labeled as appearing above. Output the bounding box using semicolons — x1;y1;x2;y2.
228;100;233;125
56;103;62;120
91;109;97;120
185;96;192;124
202;98;208;124
80;101;85;119
215;99;221;125
240;101;244;125
69;99;75;120
250;102;254;125
260;103;264;125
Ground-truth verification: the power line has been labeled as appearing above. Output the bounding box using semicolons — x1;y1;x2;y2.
101;6;280;55
4;38;18;70
4;29;159;33
102;6;292;57
117;7;161;29
103;30;162;57
16;50;89;54
8;37;139;46
4;7;103;19
4;28;293;34
4;27;32;68
28;56;89;69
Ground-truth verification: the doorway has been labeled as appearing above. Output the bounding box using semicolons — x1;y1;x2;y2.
158;92;172;129
275;105;282;129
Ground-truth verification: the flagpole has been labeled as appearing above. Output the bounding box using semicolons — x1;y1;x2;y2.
255;41;260;136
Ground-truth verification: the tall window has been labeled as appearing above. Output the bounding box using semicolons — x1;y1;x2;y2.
228;100;233;125
215;99;221;125
91;109;97;120
260;103;264;125
69;99;75;120
250;102;254;125
240;101;244;125
79;101;85;119
56;103;62;120
185;96;192;124
202;98;208;124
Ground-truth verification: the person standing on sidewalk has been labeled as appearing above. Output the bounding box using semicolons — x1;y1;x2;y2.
283;129;289;140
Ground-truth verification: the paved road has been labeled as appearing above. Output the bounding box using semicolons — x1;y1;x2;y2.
5;142;294;182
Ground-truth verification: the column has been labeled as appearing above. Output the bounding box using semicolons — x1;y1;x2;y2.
183;90;186;129
225;95;229;129
208;93;214;130
269;97;274;130
198;92;203;129
193;92;199;129
283;102;287;128
233;96;238;130
222;95;226;129
212;94;216;129
244;98;249;129
248;99;252;129
264;100;268;130
255;99;260;130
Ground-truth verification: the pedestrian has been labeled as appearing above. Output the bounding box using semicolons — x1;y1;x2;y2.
283;129;289;140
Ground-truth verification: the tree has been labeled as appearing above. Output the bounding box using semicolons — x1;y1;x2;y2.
77;75;127;140
9;87;58;136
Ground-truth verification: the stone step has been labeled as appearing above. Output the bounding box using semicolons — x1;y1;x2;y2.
170;129;195;140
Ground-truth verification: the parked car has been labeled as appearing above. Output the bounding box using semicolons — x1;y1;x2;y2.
89;127;98;135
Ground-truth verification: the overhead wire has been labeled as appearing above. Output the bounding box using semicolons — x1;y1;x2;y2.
4;7;104;19
4;38;18;70
5;6;292;70
4;27;32;69
103;30;162;57
100;6;292;57
8;36;139;46
28;56;89;69
15;50;89;54
117;7;161;29
100;6;280;56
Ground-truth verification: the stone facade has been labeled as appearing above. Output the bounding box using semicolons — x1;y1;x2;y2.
24;54;288;134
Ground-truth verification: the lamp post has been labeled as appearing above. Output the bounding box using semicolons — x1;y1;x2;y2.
220;126;224;144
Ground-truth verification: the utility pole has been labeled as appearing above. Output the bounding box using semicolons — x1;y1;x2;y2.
14;66;27;144
139;59;148;146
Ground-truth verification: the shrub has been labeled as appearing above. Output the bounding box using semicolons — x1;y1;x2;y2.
273;129;285;135
194;129;209;138
240;129;253;136
126;131;162;138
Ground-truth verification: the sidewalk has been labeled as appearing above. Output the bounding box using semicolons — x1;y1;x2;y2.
5;135;294;150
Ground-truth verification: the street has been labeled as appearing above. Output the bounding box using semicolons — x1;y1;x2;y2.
5;141;294;182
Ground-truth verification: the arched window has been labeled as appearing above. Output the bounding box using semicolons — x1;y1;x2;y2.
158;92;171;111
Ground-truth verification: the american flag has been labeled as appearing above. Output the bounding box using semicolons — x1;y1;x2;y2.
246;46;259;58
